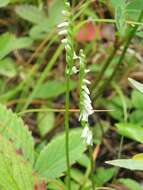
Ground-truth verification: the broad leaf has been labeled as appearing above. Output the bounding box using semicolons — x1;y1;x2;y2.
34;80;77;99
106;159;143;170
37;108;55;137
0;58;17;78
0;33;33;60
0;104;34;164
116;123;143;143
35;129;86;180
0;135;34;190
15;5;48;24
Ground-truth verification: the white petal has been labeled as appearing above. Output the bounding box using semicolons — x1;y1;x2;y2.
73;52;79;59
71;66;79;74
81;127;89;138
85;69;90;73
83;92;91;104
62;10;70;16
83;79;91;85
57;22;69;28
58;30;67;35
82;85;90;94
61;38;68;44
86;131;93;145
65;44;71;51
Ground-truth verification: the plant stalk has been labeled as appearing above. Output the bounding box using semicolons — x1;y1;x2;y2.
65;72;71;190
89;146;95;190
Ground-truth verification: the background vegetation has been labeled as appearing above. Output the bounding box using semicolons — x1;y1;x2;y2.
0;0;143;189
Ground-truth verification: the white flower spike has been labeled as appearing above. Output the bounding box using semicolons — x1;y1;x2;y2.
81;126;93;145
79;49;94;146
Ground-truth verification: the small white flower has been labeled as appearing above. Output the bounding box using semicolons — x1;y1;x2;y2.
83;79;91;85
62;10;70;16
58;29;68;35
71;66;79;74
65;44;71;51
85;69;90;73
65;2;70;7
82;85;90;94
57;22;69;28
79;110;88;121
81;126;93;145
83;92;92;104
61;38;68;44
73;52;79;59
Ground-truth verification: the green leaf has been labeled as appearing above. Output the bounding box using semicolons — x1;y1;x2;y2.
128;78;143;95
15;5;48;24
0;33;33;60
37;108;55;137
94;167;115;187
116;123;143;143
115;3;126;35
131;90;143;110
34;129;86;180
0;104;34;164
49;0;64;25
126;0;143;20
110;0;123;8
0;58;17;78
106;159;143;170
0;135;34;190
0;0;10;7
119;178;143;190
34;80;77;99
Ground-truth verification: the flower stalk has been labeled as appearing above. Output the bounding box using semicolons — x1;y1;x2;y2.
79;49;95;189
58;1;78;189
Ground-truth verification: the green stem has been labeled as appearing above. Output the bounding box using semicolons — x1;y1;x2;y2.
89;146;95;190
65;72;71;190
93;9;143;102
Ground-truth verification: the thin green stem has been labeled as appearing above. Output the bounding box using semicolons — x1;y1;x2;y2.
93;9;143;102
65;72;71;190
89;146;95;190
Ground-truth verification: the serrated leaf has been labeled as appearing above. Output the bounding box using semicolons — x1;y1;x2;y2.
34;129;86;180
15;5;48;24
128;78;143;95
0;135;34;190
0;33;33;60
116;123;143;143
37;108;55;137
34;80;77;99
0;104;34;164
106;159;143;170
